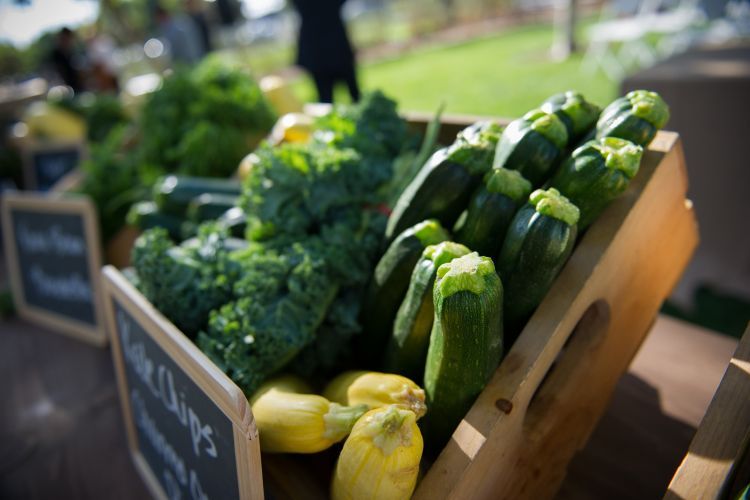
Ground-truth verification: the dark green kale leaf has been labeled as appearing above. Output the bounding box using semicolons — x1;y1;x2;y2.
132;224;240;338
197;240;339;395
314;90;411;159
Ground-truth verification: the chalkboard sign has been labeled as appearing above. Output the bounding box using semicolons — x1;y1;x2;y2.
1;192;106;346
102;266;263;500
22;142;85;191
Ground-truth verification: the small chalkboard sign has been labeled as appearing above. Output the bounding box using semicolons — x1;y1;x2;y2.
1;192;106;346
102;266;263;500
22;141;85;192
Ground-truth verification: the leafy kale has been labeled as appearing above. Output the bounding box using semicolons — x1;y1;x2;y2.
314;90;411;159
132;224;240;338
197;240;338;394
137;60;276;178
291;287;364;379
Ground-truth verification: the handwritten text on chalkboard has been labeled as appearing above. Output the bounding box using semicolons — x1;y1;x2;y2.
115;303;239;500
12;211;96;325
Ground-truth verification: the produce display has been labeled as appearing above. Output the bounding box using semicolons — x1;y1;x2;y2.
77;60;277;242
126;88;670;499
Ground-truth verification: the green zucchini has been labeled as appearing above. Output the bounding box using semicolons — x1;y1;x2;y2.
497;188;579;339
359;219;450;365
549;137;643;230
385;121;503;241
422;252;504;449
126;201;183;241
541;91;601;142
153;175;242;217
186;193;240;223
454;168;532;258
596;90;670;147
383;241;471;380
493;108;569;187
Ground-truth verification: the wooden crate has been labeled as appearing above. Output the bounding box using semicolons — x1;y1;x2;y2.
101;128;697;500
666;324;750;500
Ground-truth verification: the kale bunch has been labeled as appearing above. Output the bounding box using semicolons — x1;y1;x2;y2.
242;143;388;242
138;60;276;179
132;224;241;338
314;90;411;159
197;240;338;394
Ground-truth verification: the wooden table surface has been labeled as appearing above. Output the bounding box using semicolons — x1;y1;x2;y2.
0;314;739;499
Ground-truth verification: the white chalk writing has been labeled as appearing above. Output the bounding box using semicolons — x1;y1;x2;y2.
17;223;86;256
29;266;91;302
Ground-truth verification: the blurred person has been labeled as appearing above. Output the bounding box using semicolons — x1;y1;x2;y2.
155;5;205;65
184;0;213;54
289;0;361;104
50;27;84;92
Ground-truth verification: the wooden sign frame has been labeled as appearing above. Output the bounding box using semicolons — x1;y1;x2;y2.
1;192;107;346
102;266;263;500
21;140;87;192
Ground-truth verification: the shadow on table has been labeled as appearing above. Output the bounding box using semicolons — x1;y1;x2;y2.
557;372;697;500
0;318;150;500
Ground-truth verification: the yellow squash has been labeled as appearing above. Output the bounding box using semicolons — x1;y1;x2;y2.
332;405;423;500
250;375;367;454
323;371;427;419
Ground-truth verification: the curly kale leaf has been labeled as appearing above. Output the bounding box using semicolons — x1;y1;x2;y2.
137;60;276;178
241;142;387;242
132;224;240;338
197;241;338;395
314;90;411;159
291;287;364;378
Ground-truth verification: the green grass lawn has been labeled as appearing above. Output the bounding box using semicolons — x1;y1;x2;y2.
292;22;618;118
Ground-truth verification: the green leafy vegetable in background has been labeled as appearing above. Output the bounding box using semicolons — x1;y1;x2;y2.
78;60;277;242
138;61;276;178
77;125;142;242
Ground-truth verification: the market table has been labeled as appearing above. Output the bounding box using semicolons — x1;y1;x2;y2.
0;314;738;499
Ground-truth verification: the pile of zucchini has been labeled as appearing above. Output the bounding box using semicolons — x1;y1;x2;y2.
360;89;669;450
126;175;246;241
